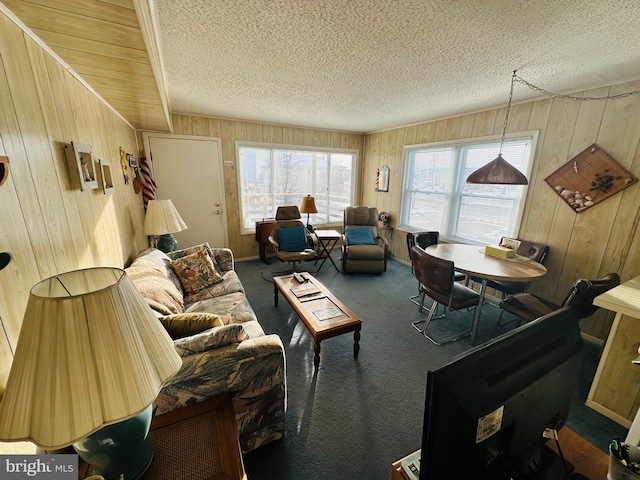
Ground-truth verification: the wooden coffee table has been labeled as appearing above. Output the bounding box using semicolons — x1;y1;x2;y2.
273;274;361;370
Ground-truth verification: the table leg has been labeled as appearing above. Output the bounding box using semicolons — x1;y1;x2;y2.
470;279;487;346
353;329;360;359
314;341;321;371
315;238;339;272
274;283;279;306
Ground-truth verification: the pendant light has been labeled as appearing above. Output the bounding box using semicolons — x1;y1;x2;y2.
466;71;528;185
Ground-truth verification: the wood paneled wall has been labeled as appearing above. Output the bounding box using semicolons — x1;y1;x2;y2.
0;7;146;418
362;81;640;342
167;114;365;257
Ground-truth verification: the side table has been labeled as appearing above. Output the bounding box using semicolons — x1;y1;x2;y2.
79;395;246;480
379;226;393;251
255;219;276;264
314;229;341;272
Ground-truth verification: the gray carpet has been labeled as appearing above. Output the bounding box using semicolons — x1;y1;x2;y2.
237;253;626;480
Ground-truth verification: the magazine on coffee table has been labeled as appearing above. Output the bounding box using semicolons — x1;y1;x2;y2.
290;283;321;298
313;305;343;321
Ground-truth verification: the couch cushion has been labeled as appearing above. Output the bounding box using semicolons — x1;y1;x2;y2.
170;251;224;295
185;291;258;324
183;270;245;304
126;263;184;316
277;225;308;252
168;242;221;273
159;312;224;339
345;227;376;245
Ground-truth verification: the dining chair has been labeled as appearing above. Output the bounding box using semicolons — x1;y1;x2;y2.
496;272;620;335
411;246;480;345
268;206;317;273
407;231;464;308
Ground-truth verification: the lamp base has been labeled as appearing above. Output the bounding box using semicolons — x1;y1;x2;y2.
74;405;154;480
157;234;178;253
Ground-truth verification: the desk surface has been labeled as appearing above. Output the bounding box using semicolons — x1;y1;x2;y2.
593;274;640;319
425;243;547;282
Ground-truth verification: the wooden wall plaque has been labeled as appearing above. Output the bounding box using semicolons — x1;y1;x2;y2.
544;144;636;213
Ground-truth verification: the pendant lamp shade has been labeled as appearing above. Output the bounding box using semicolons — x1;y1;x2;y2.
0;267;182;450
466;71;528;185
466;154;528;185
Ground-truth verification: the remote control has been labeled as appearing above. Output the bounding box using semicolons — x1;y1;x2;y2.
293;273;305;283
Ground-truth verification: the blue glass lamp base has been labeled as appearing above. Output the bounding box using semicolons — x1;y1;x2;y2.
157;234;178;253
73;405;154;480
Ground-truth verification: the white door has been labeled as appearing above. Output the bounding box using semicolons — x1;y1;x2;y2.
143;133;228;249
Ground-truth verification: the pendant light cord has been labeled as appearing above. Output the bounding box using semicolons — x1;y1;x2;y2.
514;74;640;101
498;71;517;156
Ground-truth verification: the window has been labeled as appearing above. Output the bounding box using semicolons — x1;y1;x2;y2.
400;133;537;245
237;142;356;232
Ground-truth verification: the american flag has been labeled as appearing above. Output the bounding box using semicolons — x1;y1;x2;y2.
139;153;156;209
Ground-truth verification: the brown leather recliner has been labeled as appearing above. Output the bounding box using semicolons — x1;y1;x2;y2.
341;206;389;274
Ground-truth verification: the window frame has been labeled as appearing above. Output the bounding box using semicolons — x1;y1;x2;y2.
400;131;538;245
236;141;358;234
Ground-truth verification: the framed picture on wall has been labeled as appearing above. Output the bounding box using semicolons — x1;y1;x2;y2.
64;142;98;191
376;165;390;192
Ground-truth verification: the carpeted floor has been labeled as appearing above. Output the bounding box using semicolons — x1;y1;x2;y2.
237;253;626;480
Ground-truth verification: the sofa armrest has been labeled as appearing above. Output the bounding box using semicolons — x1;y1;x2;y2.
155;333;286;452
210;247;234;272
173;323;248;357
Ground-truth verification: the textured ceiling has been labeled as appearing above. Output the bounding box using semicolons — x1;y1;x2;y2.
154;0;640;133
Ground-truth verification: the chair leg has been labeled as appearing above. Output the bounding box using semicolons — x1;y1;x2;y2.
491;309;522;338
423;305;472;346
409;281;422;305
415;300;438;333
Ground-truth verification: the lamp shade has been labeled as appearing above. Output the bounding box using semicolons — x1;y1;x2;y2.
466;154;528;185
143;199;187;235
300;195;318;214
0;267;182;449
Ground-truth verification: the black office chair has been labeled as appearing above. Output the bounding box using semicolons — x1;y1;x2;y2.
411;247;480;345
407;231;464;309
496;273;620;335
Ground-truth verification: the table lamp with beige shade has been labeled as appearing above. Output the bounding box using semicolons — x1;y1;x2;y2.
0;267;182;480
144;198;188;252
300;194;318;232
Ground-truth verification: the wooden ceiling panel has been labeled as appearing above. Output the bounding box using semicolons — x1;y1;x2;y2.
18;0;140;27
3;0;171;132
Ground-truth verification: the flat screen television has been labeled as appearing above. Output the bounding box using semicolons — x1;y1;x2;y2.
419;305;584;480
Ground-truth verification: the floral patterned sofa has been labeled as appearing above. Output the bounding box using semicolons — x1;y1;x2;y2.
124;244;286;452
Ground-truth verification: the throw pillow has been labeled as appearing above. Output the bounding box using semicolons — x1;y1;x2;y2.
167;242;221;273
125;265;184;315
173;323;249;357
277;225;308;252
158;312;224;339
345;227;376;245
170;251;223;295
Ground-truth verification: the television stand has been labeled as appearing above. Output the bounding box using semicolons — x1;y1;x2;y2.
391;428;606;480
485;443;573;480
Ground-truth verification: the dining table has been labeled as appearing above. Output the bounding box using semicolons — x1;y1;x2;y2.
425;243;548;346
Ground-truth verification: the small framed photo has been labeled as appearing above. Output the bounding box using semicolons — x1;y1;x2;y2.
127;154;138;168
